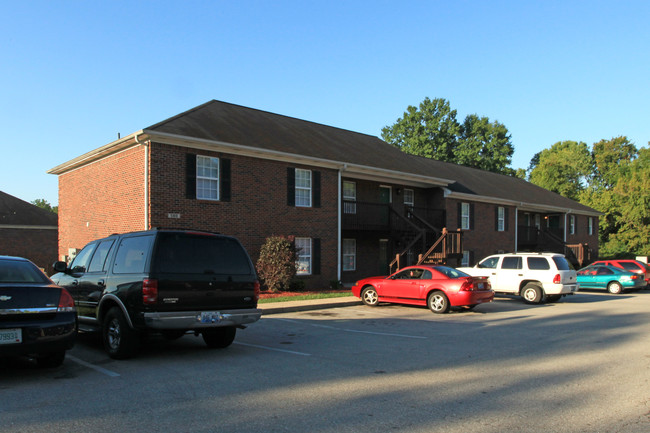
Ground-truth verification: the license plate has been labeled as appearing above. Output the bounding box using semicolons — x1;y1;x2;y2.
199;312;223;324
0;328;22;345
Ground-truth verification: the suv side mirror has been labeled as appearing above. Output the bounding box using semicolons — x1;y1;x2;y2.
53;261;69;274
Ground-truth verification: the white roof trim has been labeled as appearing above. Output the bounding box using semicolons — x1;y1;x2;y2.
0;225;58;230
144;130;454;187
444;189;602;216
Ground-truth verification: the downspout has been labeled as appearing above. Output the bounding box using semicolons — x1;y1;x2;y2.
514;206;519;252
135;133;149;230
337;165;345;283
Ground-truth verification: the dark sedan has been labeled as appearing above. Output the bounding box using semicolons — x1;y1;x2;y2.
0;256;77;367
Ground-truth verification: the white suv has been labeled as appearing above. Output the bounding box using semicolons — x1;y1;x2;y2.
457;253;579;304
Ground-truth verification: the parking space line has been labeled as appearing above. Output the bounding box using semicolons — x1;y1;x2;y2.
67;355;121;377
276;318;427;339
234;342;311;356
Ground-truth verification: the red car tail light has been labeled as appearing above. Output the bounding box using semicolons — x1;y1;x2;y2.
57;289;75;312
553;274;561;284
460;278;475;291
143;279;158;305
630;275;640;280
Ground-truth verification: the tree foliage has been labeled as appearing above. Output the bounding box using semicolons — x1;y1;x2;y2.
528;141;593;201
529;136;648;257
381;97;515;175
31;199;58;214
256;236;297;292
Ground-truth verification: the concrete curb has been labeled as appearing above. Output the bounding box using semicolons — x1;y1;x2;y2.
259;296;361;315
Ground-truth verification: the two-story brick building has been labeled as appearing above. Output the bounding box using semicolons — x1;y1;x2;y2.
0;191;58;273
48;100;600;288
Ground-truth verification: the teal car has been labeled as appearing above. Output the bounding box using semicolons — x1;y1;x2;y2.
577;265;646;294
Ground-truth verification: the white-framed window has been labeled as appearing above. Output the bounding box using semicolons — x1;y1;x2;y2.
295;237;312;275
343;181;356;214
569;215;576;235
197;155;219;200
461;202;470;230
588;217;594;235
404;189;414;208
461;250;470;267
295;169;312;207
535;214;541;230
342;239;356;271
497;206;505;232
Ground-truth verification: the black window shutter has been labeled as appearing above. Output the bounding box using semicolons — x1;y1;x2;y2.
313;171;321;208
457;202;462;228
312;238;321;275
287;168;295;206
220;158;231;202
495;207;499;231
574;216;577;234
469;251;475;266
186;154;196;199
505;208;509;231
470;203;475;230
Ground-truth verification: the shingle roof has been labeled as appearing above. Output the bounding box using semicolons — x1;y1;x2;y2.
0;191;58;226
146;100;597;214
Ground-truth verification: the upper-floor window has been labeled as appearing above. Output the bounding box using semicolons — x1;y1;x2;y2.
343;181;356;214
569;215;576;235
588;217;594;235
186;154;231;202
460;202;471;230
197;156;220;200
497;207;505;231
404;189;414;208
295;237;312;275
295;169;312;207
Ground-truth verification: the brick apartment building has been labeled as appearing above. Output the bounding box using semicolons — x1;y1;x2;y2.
0;191;58;273
48;100;600;288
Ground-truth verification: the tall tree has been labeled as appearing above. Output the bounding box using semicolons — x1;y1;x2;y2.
529;141;593;201
381;97;460;162
31;199;58;214
456;114;514;174
591;136;637;189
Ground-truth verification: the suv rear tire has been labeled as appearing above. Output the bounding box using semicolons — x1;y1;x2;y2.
521;283;543;304
103;307;140;359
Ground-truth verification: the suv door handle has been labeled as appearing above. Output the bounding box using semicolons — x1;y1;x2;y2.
97;280;105;287
71;280;78;286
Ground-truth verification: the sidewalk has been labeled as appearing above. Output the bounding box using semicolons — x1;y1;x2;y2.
259;295;361;315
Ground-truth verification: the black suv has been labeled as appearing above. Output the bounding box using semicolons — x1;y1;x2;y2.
52;229;262;359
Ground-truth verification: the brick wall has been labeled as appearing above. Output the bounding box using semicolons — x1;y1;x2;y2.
0;228;58;273
148;142;339;289
57;145;146;259
447;198;517;263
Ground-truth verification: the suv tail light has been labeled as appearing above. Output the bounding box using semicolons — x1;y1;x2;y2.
57;289;75;312
553;274;561;284
143;279;158;305
254;280;261;301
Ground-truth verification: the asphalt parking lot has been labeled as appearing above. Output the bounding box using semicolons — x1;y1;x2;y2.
1;290;649;433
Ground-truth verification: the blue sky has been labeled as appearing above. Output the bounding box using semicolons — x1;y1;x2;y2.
2;1;648;206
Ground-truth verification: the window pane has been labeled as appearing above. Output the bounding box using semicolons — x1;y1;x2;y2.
295;238;311;275
197;156;219;200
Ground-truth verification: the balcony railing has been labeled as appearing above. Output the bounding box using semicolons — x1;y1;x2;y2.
342;201;444;231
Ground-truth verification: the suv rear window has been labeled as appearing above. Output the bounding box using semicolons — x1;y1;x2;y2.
153;233;253;275
619;262;641;272
527;257;550;270
552;256;573;271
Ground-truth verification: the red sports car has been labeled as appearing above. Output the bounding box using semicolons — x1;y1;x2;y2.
351;265;494;314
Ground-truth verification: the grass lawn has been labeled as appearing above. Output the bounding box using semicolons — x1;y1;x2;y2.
258;290;352;303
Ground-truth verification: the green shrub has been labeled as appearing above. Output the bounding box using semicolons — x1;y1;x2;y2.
256;236;297;292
